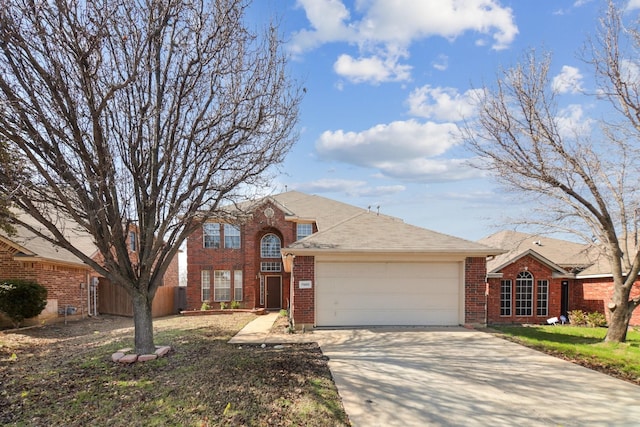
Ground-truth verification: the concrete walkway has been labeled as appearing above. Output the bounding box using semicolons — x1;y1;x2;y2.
228;312;316;344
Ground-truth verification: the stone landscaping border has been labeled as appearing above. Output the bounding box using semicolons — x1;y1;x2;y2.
111;345;172;364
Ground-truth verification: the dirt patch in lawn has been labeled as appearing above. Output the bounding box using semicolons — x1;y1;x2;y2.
0;314;349;426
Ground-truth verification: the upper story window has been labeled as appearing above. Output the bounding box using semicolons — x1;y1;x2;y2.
224;224;241;249
203;223;220;248
260;234;281;258
129;231;137;252
296;223;313;240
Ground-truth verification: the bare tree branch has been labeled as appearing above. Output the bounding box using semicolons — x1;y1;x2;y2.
0;0;301;352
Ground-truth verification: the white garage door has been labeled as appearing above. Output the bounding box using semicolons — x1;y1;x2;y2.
316;261;461;326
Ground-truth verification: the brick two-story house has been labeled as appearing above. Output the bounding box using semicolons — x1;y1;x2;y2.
186;191;503;329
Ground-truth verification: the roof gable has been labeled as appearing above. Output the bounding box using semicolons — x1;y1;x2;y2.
479;230;595;274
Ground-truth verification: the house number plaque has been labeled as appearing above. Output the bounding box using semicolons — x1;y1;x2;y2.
299;280;312;289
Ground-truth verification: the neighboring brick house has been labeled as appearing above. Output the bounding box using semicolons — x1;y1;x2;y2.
186;191;503;329
0;211;178;327
479;230;640;326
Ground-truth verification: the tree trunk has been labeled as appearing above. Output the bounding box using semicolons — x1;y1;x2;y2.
605;298;632;342
131;289;156;354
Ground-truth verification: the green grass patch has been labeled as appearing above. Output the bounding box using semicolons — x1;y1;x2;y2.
493;325;640;381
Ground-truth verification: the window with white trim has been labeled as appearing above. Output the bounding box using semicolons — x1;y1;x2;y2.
201;270;211;302
500;279;512;316
515;271;533;316
234;270;243;301
261;261;281;272
214;270;231;301
260;234;281;258
224;224;241;249
203;223;220;248
296;223;313;240
537;280;549;316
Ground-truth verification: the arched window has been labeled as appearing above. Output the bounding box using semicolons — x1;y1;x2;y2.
261;234;281;258
515;271;533;316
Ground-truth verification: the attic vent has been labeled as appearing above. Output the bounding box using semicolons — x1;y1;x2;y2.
534;240;542;246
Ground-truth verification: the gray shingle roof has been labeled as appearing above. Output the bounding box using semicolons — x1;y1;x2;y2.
268;191;502;255
478;230;595;274
1;211;97;268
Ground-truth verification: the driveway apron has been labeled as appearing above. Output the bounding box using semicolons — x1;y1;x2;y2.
315;327;640;427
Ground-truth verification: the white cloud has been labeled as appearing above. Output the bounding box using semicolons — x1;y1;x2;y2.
290;0;356;55
555;104;594;139
620;59;640;81
407;85;482;122
317;120;458;163
376;158;481;182
291;0;519;83
432;54;449;71
292;179;406;197
315;119;479;182
552;65;584;94
334;53;412;84
628;0;640;11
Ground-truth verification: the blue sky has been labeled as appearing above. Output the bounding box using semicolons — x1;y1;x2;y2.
251;0;638;241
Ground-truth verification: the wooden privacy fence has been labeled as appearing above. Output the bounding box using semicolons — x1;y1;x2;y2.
98;278;177;318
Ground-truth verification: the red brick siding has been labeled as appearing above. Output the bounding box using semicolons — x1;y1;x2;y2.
465;257;487;324
573;277;640;326
0;242;89;316
186;201;297;311
487;255;563;324
292;256;315;325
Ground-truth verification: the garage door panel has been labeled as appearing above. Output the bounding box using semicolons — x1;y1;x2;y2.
316;261;461;326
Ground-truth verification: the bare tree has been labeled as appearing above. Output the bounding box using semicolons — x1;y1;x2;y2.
465;1;640;342
0;0;301;353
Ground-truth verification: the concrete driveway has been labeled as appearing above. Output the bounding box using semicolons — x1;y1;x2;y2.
314;327;640;427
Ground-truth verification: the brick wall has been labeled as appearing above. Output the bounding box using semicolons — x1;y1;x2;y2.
0;242;89;318
464;257;487;325
292;256;315;326
574;277;640;325
487;254;563;324
185;201;297;311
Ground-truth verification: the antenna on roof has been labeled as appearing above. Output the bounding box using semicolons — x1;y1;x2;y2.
368;205;371;213
376;205;380;216
284;185;288;192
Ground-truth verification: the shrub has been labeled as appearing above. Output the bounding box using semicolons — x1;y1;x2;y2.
586;311;607;327
279;309;288;317
230;300;240;309
200;301;211;311
568;310;587;326
219;301;227;310
0;279;47;328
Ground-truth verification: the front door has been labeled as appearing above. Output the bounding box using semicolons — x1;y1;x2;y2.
561;280;569;317
266;276;282;309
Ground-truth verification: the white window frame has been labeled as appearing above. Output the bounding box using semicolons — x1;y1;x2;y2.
203;223;220;248
214;270;231;302
201;270;211;302
515;271;533;316
537;280;549;316
261;261;281;272
260;234;281;258
296;223;313;240
500;279;512;316
224;224;241;249
234;270;243;301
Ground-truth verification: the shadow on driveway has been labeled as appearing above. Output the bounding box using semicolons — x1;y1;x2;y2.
315;327;640;427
